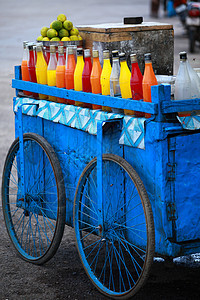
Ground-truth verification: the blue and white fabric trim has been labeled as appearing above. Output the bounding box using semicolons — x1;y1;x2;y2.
14;97;146;149
177;111;200;130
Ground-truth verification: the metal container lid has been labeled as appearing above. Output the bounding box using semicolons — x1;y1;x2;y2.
119;52;126;62
112;50;119;58
103;50;110;59
23;41;29;49
36;45;43;52
67;46;74;55
84;49;91;58
50;45;56;53
144;53;152;61
179;51;187;60
130;53;137;63
77;48;83;56
58;46;64;54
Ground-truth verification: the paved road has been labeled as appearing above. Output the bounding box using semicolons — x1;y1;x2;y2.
0;1;200;299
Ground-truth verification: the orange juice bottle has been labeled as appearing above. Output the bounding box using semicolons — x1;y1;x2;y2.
35;44;48;100
100;50;112;112
74;48;85;107
119;53;134;116
47;45;57;102
65;46;76;105
21;41;32;96
56;46;66;104
142;53;157;118
91;50;102;110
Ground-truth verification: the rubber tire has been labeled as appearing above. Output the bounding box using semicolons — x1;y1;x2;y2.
73;154;155;299
2;133;66;265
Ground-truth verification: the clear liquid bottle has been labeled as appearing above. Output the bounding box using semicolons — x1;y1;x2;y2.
186;56;200;99
110;50;123;114
65;46;76;105
100;50;112;112
142;53;158;118
28;43;38;99
74;48;85;107
82;49;92;109
119;53;133;116
21;41;32;96
56;46;66;103
130;53;144;117
35;44;48;100
47;45;57;102
91;50;102;110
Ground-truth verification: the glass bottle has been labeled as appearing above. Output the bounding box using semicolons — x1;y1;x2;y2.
21;41;32;96
130;53;144;117
119;53;133;116
100;50;112;112
56;46;66;103
110;50;123;114
74;48;85;107
28;43;38;98
35;44;48;100
91;50;102;110
142;53;158;118
47;45;57;102
65;46;76;105
82;49;92;109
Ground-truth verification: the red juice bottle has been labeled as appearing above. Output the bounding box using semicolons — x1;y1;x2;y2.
82;49;92;108
28;44;38;98
130;54;144;117
65;47;76;105
91;50;102;110
21;41;32;96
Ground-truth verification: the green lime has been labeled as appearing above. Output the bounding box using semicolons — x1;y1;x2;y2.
61;37;70;41
59;28;69;39
40;26;49;37
42;37;50;41
77;35;83;41
63;20;73;31
50;37;61;41
70;35;79;41
37;36;43;41
57;14;67;22
51;20;62;31
50;22;53;29
47;28;58;39
70;27;79;36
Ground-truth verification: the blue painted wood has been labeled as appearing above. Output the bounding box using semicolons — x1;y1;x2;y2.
14;66;22;96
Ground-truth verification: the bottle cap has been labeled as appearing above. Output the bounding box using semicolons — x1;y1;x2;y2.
103;50;110;59
92;50;99;58
84;49;91;58
77;48;83;56
27;44;34;50
179;51;187;60
36;45;43;52
119;52;126;62
50;45;56;53
112;50;119;58
130;53;137;63
58;46;64;54
23;41;29;49
67;46;74;55
144;53;152;61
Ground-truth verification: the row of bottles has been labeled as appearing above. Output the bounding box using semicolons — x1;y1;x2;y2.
21;41;159;117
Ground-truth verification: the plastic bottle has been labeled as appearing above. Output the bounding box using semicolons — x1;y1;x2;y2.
28;43;38;98
142;53;158;118
56;46;66;103
100;50;112;112
130;54;144;117
21;41;32;96
47;45;57;102
35;44;48;100
110;50;122;114
90;50;102;110
186;57;200;99
119;53;133;115
74;48;85;107
82;49;92;109
65;46;76;105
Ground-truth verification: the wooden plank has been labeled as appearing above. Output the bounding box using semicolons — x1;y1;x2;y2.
77;22;173;33
79;31;133;43
12;78;158;114
162;99;200;113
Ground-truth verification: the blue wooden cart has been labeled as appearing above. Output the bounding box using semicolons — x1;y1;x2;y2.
2;65;200;299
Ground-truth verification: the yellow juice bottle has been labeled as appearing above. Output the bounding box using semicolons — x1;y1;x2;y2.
74;48;85;107
101;50;112;112
36;44;48;100
119;53;134;116
47;45;57;102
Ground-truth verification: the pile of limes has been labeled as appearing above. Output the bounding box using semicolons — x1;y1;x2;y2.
37;14;82;42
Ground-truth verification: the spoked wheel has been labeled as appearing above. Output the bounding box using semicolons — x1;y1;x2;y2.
74;154;155;299
2;133;66;265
